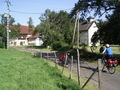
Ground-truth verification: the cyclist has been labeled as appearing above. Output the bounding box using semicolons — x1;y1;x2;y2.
103;44;113;60
100;44;113;72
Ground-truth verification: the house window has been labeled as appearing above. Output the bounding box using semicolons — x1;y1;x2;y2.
14;42;16;46
20;42;23;45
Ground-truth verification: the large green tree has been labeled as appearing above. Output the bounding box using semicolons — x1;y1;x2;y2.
71;0;120;44
0;14;20;48
9;23;20;39
35;9;74;46
97;8;120;44
70;0;120;17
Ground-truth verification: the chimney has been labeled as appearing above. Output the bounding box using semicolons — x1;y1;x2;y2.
87;17;95;22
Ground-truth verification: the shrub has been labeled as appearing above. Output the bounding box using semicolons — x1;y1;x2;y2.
52;41;71;51
0;41;5;48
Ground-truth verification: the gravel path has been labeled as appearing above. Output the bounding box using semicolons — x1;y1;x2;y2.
17;47;120;90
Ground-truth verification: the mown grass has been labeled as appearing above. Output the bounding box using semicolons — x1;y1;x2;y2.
0;48;81;90
47;61;98;90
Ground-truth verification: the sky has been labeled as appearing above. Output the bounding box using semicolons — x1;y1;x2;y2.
0;0;78;26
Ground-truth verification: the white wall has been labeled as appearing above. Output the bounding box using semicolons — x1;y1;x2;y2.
28;38;43;46
35;38;43;46
10;39;28;46
80;31;88;45
79;22;99;46
88;22;99;46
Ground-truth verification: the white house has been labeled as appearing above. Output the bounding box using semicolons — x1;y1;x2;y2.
10;25;43;46
79;18;99;46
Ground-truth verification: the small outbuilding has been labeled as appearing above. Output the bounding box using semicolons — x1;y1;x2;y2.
79;17;99;46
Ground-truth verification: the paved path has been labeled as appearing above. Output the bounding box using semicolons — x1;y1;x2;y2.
17;47;120;90
73;62;120;90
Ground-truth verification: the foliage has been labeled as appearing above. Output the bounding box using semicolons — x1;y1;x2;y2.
0;48;82;90
34;9;74;47
9;23;21;39
52;41;72;51
0;14;18;48
92;8;120;44
1;14;15;25
27;17;34;31
71;0;120;44
0;41;5;48
70;0;120;17
0;24;6;47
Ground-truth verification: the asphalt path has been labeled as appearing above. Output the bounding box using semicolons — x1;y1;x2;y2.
17;47;120;90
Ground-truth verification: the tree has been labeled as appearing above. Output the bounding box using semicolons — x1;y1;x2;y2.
1;14;15;25
27;17;34;31
9;23;20;39
70;0;120;45
70;0;120;17
34;9;75;47
99;8;120;44
0;14;18;48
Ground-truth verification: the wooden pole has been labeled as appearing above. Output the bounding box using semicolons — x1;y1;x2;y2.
54;52;58;68
77;12;80;85
62;53;68;73
98;59;102;90
72;14;78;45
47;52;49;59
69;56;73;79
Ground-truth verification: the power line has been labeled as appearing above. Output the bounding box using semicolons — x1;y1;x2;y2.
11;10;42;15
10;8;72;15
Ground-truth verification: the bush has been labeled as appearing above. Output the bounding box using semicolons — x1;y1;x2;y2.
52;41;71;51
0;41;5;48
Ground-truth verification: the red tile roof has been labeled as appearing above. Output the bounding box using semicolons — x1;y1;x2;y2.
20;26;34;34
19;25;40;39
27;33;40;39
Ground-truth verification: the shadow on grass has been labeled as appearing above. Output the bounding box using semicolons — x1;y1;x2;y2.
26;45;46;49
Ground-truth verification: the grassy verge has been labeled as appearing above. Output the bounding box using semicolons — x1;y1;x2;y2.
47;60;98;90
0;48;81;90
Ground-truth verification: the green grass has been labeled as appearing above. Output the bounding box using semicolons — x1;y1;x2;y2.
47;61;98;90
0;48;81;90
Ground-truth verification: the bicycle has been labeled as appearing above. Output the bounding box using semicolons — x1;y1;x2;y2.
102;56;119;74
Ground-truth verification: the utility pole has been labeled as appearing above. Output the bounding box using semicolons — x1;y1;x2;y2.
4;0;11;49
72;12;81;85
76;12;80;85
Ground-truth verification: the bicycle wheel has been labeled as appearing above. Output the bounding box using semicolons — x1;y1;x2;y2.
107;66;116;74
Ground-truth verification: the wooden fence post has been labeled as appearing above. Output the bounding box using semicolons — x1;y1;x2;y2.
98;59;102;90
54;52;58;68
40;52;42;58
69;56;73;79
62;53;68;73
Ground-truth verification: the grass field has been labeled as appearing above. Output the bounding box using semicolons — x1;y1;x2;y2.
0;48;82;90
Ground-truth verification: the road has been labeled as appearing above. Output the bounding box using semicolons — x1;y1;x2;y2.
17;47;120;90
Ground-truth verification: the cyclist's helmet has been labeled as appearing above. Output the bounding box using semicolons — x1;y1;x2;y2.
106;44;109;48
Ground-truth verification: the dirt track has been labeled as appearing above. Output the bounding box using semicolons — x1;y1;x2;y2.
17;47;120;90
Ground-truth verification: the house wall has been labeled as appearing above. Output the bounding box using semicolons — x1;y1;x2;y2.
35;38;43;46
88;22;99;46
80;31;88;45
28;38;43;46
10;39;28;46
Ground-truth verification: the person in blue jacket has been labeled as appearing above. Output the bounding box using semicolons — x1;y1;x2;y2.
103;44;113;59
